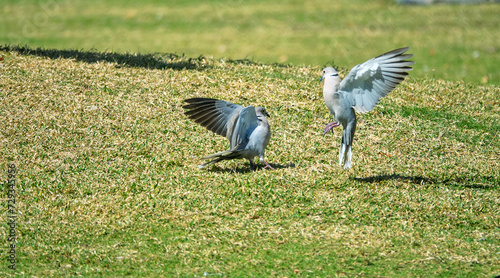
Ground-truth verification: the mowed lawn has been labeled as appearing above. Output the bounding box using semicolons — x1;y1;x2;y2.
0;46;499;276
1;0;500;85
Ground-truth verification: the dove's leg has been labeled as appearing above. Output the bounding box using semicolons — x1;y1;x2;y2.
324;121;340;135
259;157;274;170
262;161;274;170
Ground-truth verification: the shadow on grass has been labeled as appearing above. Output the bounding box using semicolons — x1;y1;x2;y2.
1;44;211;70
1;44;300;71
208;162;296;174
353;173;499;189
353;173;434;184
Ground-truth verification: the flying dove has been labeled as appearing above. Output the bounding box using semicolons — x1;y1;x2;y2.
321;47;414;169
183;97;273;170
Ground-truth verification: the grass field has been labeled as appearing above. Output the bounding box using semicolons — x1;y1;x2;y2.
1;0;500;85
0;45;499;276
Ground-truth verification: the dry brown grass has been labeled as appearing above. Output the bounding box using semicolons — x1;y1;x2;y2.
0;48;499;277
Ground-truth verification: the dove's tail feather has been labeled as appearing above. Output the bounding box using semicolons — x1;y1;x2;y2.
197;150;241;168
338;144;345;166
339;120;355;169
198;157;225;168
338;143;353;169
343;145;352;169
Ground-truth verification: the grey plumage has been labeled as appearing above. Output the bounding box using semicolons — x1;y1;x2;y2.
183;97;273;169
321;47;414;169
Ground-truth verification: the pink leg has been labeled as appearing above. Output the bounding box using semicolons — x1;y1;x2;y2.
324;121;340;135
263;161;274;170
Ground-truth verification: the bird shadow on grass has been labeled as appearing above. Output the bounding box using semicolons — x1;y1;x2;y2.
208;162;296;174
1;44;211;71
352;173;499;189
353;174;434;184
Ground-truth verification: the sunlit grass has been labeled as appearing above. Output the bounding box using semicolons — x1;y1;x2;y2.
0;47;499;276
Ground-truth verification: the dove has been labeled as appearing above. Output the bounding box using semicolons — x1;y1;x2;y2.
183;97;273;170
321;47;414;169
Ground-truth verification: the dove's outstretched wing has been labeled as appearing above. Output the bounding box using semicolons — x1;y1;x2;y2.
339;47;414;113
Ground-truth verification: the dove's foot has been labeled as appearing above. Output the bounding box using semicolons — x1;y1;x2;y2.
324;121;340;135
263;161;274;170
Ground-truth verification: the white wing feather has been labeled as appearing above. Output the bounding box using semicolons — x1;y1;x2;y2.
339;47;414;113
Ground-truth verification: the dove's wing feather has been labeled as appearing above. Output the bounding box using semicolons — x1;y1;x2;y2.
339;47;414;113
183;98;243;139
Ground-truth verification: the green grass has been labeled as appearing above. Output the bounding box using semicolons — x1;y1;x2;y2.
0;47;499;277
1;0;500;84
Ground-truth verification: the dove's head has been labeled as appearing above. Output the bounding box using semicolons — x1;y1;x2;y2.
255;106;270;118
320;67;338;82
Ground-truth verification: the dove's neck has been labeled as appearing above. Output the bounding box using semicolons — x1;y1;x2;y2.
323;75;341;93
323;75;341;114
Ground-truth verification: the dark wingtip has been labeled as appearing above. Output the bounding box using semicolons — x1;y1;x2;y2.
184;97;216;104
182;97;218;111
377;47;412;59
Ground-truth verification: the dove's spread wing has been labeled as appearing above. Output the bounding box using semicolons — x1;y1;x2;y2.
339;47;414;113
229;106;259;150
183;98;243;139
